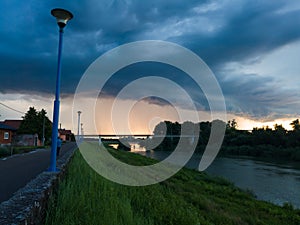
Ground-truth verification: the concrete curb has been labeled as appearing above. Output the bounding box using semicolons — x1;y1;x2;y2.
0;145;77;225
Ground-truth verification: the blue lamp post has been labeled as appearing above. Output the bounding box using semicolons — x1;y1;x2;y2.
49;8;73;172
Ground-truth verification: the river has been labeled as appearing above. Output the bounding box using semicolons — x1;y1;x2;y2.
135;150;300;209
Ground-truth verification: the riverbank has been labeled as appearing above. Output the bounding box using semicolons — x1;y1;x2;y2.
138;149;300;208
219;145;300;162
45;147;300;225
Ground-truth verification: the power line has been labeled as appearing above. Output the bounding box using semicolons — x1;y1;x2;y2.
0;102;25;115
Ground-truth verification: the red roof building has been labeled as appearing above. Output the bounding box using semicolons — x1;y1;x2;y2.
2;120;22;130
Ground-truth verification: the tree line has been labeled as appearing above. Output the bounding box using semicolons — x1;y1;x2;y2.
17;107;52;145
152;119;300;161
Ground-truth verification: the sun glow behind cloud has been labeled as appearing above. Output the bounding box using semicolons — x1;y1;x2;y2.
95;97;179;135
233;116;295;131
0;93;297;135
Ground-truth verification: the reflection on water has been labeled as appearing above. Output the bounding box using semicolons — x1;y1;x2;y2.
108;143;146;152
205;157;300;209
130;143;146;152
109;144;119;149
137;150;300;209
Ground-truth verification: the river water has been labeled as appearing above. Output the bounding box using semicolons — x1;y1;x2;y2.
135;150;300;209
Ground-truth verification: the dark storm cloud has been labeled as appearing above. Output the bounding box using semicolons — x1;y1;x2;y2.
98;61;209;110
0;0;300;119
173;1;300;67
1;0;204;94
219;71;300;120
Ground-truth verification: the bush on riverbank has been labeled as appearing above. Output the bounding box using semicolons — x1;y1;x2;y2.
45;148;300;225
220;145;300;161
156;143;300;162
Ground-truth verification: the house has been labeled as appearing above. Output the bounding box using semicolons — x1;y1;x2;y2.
0;123;17;146
0;120;41;146
58;129;73;142
1;119;73;145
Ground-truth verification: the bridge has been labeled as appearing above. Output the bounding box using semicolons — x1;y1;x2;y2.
77;134;199;146
76;134;201;151
79;134;199;139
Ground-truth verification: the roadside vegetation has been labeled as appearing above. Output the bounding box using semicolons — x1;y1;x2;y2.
0;145;46;158
45;148;300;225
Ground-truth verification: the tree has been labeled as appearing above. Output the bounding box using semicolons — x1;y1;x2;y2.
199;121;211;145
18;107;52;145
288;119;300;147
290;119;300;131
273;124;287;147
18;107;39;135
224;119;239;145
226;119;237;130
274;124;287;134
153;121;167;136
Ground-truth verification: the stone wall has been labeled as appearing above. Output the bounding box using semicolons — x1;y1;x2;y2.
0;146;76;225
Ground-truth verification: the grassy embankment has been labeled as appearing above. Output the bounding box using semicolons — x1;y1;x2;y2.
45;146;300;225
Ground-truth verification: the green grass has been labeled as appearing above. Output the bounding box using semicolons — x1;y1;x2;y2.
45;147;300;225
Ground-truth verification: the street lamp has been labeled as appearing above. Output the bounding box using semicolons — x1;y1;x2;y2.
49;8;73;172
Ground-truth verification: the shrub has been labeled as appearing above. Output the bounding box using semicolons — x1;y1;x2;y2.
0;146;10;157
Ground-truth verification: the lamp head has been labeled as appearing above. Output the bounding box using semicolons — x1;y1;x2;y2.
51;8;73;28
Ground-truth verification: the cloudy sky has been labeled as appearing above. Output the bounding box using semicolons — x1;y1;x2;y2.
0;0;300;134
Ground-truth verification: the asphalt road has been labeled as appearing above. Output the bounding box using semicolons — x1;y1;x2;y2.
0;142;77;203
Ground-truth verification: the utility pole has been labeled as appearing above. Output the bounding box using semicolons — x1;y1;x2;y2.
42;115;45;146
77;111;81;141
